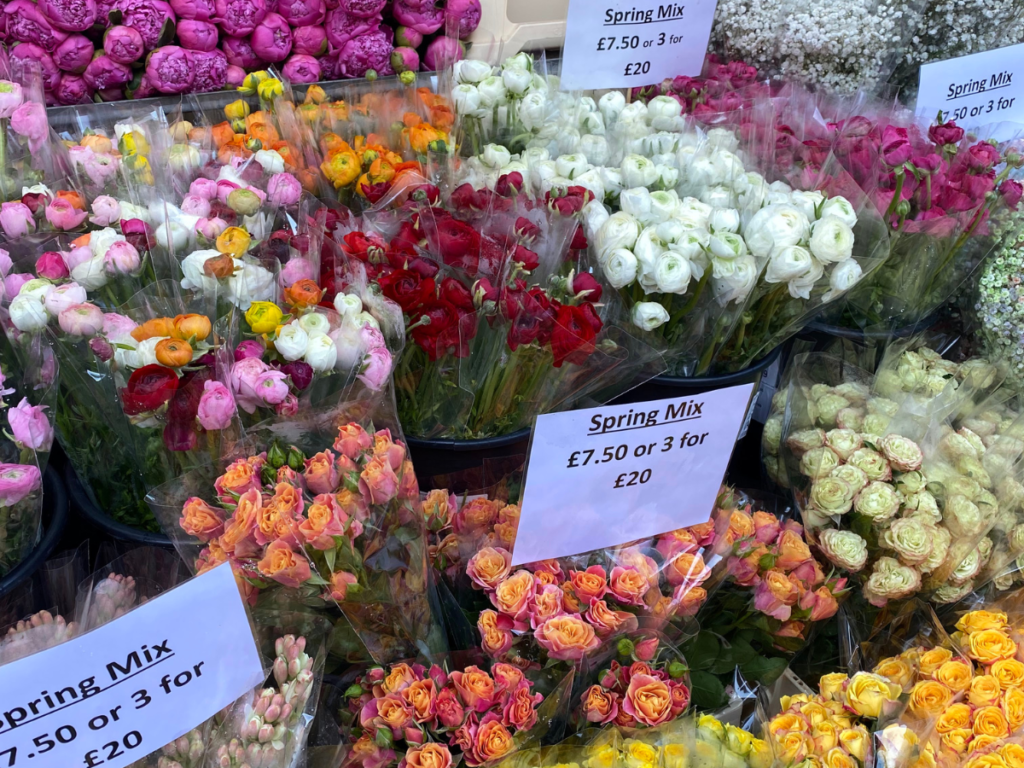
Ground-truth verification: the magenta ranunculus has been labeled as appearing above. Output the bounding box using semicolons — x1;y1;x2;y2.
225;64;246;86
38;0;96;32
145;45;194;93
249;12;291;62
880;125;912;167
928;121;965;147
54;72;93;103
423;34;463;71
5;0;69;52
196;380;236;430
324;6;378;50
176;18;217;49
234;339;265;361
445;0;480;39
267;171;303;204
169;0;213;18
213;0;266;36
394;25;421;47
83;53;132;90
337;0;384;17
58;302;105;337
0;202;36;239
389;46;418;73
291;25;326;55
391;0;443;34
336;25;393;78
221;35;263;68
0;464;42;506
113;0;176;51
280;53;319;83
9;44;61;90
276;0;322;25
1000;179;1023;210
36;251;70;279
190;48;228;91
52;33;94;72
8;398;53;452
966;141;1001;171
103;25;144;62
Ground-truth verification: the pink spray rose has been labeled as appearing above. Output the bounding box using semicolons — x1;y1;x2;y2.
196;380;236;430
8;398;54;451
0;464;42;506
257;539;312;588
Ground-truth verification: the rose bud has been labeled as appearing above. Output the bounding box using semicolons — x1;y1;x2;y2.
191;49;228;92
423;35;464;71
145;46;195;94
249;12;292;62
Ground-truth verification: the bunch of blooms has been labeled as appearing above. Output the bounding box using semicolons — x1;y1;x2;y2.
578;635;691;729
422;490;515;583
3;0;482;104
0;75;60;207
628;55;762;117
975;205;1024;390
0;610;76;664
341;661;543;768
691;714;774;768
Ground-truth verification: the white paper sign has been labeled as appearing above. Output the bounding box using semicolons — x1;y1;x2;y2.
513;384;754;565
559;0;719;92
916;43;1024;140
0;563;264;768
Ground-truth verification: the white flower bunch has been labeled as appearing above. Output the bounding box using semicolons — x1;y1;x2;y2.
273;312;338;373
179;249;275;311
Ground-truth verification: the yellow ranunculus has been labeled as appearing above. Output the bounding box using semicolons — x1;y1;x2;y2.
257;78;284;101
845;672;902;719
216;227;252;258
245;301;284;334
224;99;251;120
663;742;688;768
698;715;726;742
238;70;269;95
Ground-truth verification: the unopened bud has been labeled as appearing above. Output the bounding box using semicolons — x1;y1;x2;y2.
267;443;287;469
617;638;635;657
668;660;689;679
273;657;288;686
287;448;304;471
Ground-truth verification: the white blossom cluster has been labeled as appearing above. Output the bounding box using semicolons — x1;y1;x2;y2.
976;207;1024;389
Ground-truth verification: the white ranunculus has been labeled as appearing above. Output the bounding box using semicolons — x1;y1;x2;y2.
541;175;572;196
481;143;512;170
654;251;692;294
44;282;87;316
700;185;736;209
518;91;547;131
640;132;678;157
579;135;609;166
168;144;201;172
579;96;597;113
505;52;533;72
580;112;606;136
522;146;550;165
633;226;666;282
227;262;275;309
9;294;48;332
620;188;652;221
668;233;706;261
744;204;811;258
582;199;611;240
737;173;768;211
180;249;223;292
618;101;648;124
621;155;659;188
632;301;670;331
500;160;528;178
19;279;53;302
156;221;191;254
477;76;507;108
598;167;623;196
334;293;363;317
529;160;558;192
71;256;109;290
713;254;758;304
597;212;641;259
598;91;626;124
790;189;825;221
454;59;492;84
556;154;590;179
603;248;639;288
820;196;858;227
573;169;605;203
706;127;739;152
825;259;863;301
649;190;679;223
331;320;365;369
711;149;746;183
304;334;338;372
253;149;286;174
647;95;683;122
502;66;532;96
765;245;814;283
656;164;679;190
118;201;150;223
678;196;713;219
709;232;747;260
676;144;697;172
298;312;330;338
788;257;824;299
709;207;741;233
121;336;162;369
769;180;792;194
452;83;482;116
809;216;855;263
275;323;309;361
656;219;686;244
557;128;581;156
685;157;717;191
89;227;124;258
357;311;380;331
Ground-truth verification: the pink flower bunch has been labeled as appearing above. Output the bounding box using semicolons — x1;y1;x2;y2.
630;53;762;116
344;661;542;768
580;642;691;729
182;422;419;602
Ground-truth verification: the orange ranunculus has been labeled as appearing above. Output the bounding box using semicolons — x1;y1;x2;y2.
320;133;350;155
322;150;361;188
155;338;193;367
131;317;175;342
909;680;953;717
80;134;113;153
207;122;234;147
246;120;279;146
968;629;1018;664
56;189;86;210
969;675;1002;707
203;253;236;279
919;647;953;676
71;232;91;248
973;706;1010;739
172;313;212;341
216;227;252;258
179;497;225;542
284;279;323;308
408;122;447;154
936;660;973;692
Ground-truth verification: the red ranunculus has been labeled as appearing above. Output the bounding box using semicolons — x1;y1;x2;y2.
408;257;440;279
515;216;540;242
551;304;597;368
547;185;593;216
513;244;539;272
449;184;490;211
392;221;422;252
494;171;523;197
379;269;435;312
573;272;603;303
440;277;474;311
411;299;460;360
121;364;180;415
473;277;499;306
119;218;156;251
570;225;588;251
162;367;210;452
435;217;481;267
342;231;386;262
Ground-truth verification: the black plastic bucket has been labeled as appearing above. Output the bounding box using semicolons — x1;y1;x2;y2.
406;428;531;492
0;467;70;599
611;344;783;404
799;311;942;348
64;463;172;547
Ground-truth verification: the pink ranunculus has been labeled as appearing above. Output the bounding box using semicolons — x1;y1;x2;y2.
102;311;137;339
928;121;964;146
4;273;33;298
966;141;1001;171
880;125;912;167
278;257;315;288
274;393;298;416
196;217;228;239
103;240;141;274
233;340;265;362
0;82;25;119
189;177;219;200
0;250;11;279
36;251;69;280
58;303;105;337
267;172;303;205
89;195;121;226
0;464;42;506
180;193;211;218
390;46;418;73
216;179;240;203
0;202;36;239
357;346;392;391
230;356;274;413
196;380;235;430
257;539;312;588
8;398;53;451
44;198;87;231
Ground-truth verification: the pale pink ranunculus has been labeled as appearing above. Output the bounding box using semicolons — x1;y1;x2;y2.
0;202;35;238
102;311;137;339
180;192;211;218
58;302;105;337
278;256;315;288
267;172;302;206
0;463;41;506
357;346;391;391
89;195;121;226
4;273;33;298
10;102;48;153
44;197;87;230
189;177;219;200
43;282;86;316
64;245;92;271
196;380;236;430
8;398;53;451
102;239;141;274
230;356;279;413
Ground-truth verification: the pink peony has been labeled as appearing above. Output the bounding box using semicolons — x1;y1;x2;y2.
8;398;53;451
280;53;320;84
249;11;292;62
55;73;93;105
169;0;214;19
276;0;323;25
4;0;69;52
0;464;42;506
0;202;35;239
113;0;176;51
83;54;133;90
196;380;235;430
291;25;326;55
176;18;218;50
444;0;481;39
390;46;419;73
213;0;266;36
145;45;194;93
394;25;422;47
390;0;442;34
225;64;246;86
323;6;379;51
190;48;228;91
9;44;62;90
423;35;463;71
221;35;264;68
39;0;97;31
338;0;384;16
52;33;94;72
336;25;394;78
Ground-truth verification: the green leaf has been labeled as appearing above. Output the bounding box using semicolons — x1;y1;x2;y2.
708;645;736;675
689;670;727;711
682;631;721;671
739;656;789;685
324;547;337;573
728;637;757;666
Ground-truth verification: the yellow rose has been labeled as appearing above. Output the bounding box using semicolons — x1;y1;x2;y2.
936;703;972;733
912;746;938;768
965;753;1009;768
936;660;974;693
663;743;688;768
749;740;773;768
623;740;659;768
940;729;973;755
1005;687;1024;730
999;743;1024;768
725;725;754;756
820;673;848;701
585;744;619;768
770;713;811;736
781;693;812;711
968;738;1003;756
876;657;915;689
909;680;954;717
969;675;1004;707
957;611;1009;634
845;672;902;719
698;715;726;741
920;647;953;676
973;706;1010;739
969;630;1018;664
824;748;857;768
992;659;1024;690
800;702;831;727
245;301;284;334
812;721;839;753
774;732;814;764
838;728;869;762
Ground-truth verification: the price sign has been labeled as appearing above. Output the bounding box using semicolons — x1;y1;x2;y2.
0;563;264;768
512;383;754;566
917;43;1024;140
559;0;720;91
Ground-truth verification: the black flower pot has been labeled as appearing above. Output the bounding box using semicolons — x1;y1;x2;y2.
64;463;172;547
0;467;70;599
